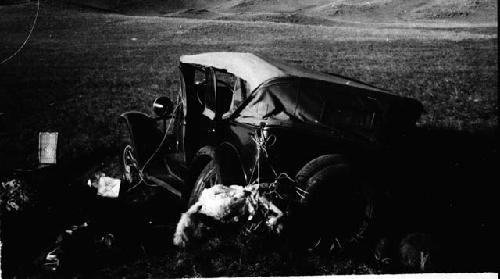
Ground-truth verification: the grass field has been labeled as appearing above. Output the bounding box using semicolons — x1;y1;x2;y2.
0;1;498;277
0;2;497;169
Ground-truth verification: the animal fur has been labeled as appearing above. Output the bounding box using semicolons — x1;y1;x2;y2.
173;184;284;248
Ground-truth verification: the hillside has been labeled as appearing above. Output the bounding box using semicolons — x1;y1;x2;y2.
93;0;499;24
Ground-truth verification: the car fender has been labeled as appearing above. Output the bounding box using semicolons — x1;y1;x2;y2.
182;146;216;205
182;144;247;204
119;111;163;166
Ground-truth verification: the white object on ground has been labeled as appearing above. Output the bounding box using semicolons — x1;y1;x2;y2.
173;184;284;247
197;184;249;221
38;132;58;165
90;176;121;198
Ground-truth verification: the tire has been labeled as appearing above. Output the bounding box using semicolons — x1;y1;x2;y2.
187;160;220;207
295;154;346;185
297;155;375;253
119;118;140;185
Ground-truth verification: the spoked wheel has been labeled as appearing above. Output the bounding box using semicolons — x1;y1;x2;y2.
296;154;375;254
187;160;220;207
122;144;140;185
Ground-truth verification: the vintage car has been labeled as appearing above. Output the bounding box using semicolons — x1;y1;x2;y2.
120;52;423;249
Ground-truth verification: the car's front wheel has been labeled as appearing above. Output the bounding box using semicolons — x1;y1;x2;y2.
122;144;140;185
187;160;221;207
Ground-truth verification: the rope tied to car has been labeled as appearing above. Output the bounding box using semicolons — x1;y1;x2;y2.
126;94;184;193
248;127;277;184
248;126;308;205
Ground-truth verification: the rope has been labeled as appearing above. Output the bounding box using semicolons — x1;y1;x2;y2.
248;128;277;185
126;94;183;192
247;128;309;206
0;0;40;65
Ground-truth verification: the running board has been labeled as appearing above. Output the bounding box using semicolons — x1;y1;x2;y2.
143;174;182;198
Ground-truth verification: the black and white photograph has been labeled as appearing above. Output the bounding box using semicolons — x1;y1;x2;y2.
0;0;497;277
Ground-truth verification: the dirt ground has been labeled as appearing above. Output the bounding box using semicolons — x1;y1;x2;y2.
0;1;498;277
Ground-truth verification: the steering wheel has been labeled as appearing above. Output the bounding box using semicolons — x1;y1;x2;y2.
195;79;234;106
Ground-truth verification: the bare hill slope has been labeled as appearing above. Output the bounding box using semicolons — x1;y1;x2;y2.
221;0;497;21
98;0;498;24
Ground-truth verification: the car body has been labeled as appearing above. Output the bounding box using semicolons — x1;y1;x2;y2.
120;51;423;214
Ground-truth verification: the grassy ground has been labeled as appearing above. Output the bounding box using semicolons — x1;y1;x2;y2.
0;2;497;170
0;1;498;277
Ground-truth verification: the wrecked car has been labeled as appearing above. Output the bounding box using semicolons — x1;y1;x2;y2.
120;52;423;250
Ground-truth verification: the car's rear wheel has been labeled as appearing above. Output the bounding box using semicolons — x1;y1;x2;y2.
296;154;346;185
187;160;221;207
296;154;375;253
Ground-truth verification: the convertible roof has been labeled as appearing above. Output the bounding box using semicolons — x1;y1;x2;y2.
180;52;384;92
180;52;423;143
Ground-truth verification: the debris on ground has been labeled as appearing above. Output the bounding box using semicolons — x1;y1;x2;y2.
173;179;304;248
373;232;435;273
36;169;177;274
88;173;121;198
1;178;32;213
399;232;434;272
41;220;120;273
43;222;90;272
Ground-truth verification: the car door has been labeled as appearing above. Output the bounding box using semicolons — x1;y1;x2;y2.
200;67;235;144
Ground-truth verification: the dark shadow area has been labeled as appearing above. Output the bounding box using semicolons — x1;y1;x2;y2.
371;126;498;272
0;126;497;277
0;147;182;278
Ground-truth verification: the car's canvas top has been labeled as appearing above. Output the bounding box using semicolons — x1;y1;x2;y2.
180;52;384;93
234;77;423;142
181;52;423;143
